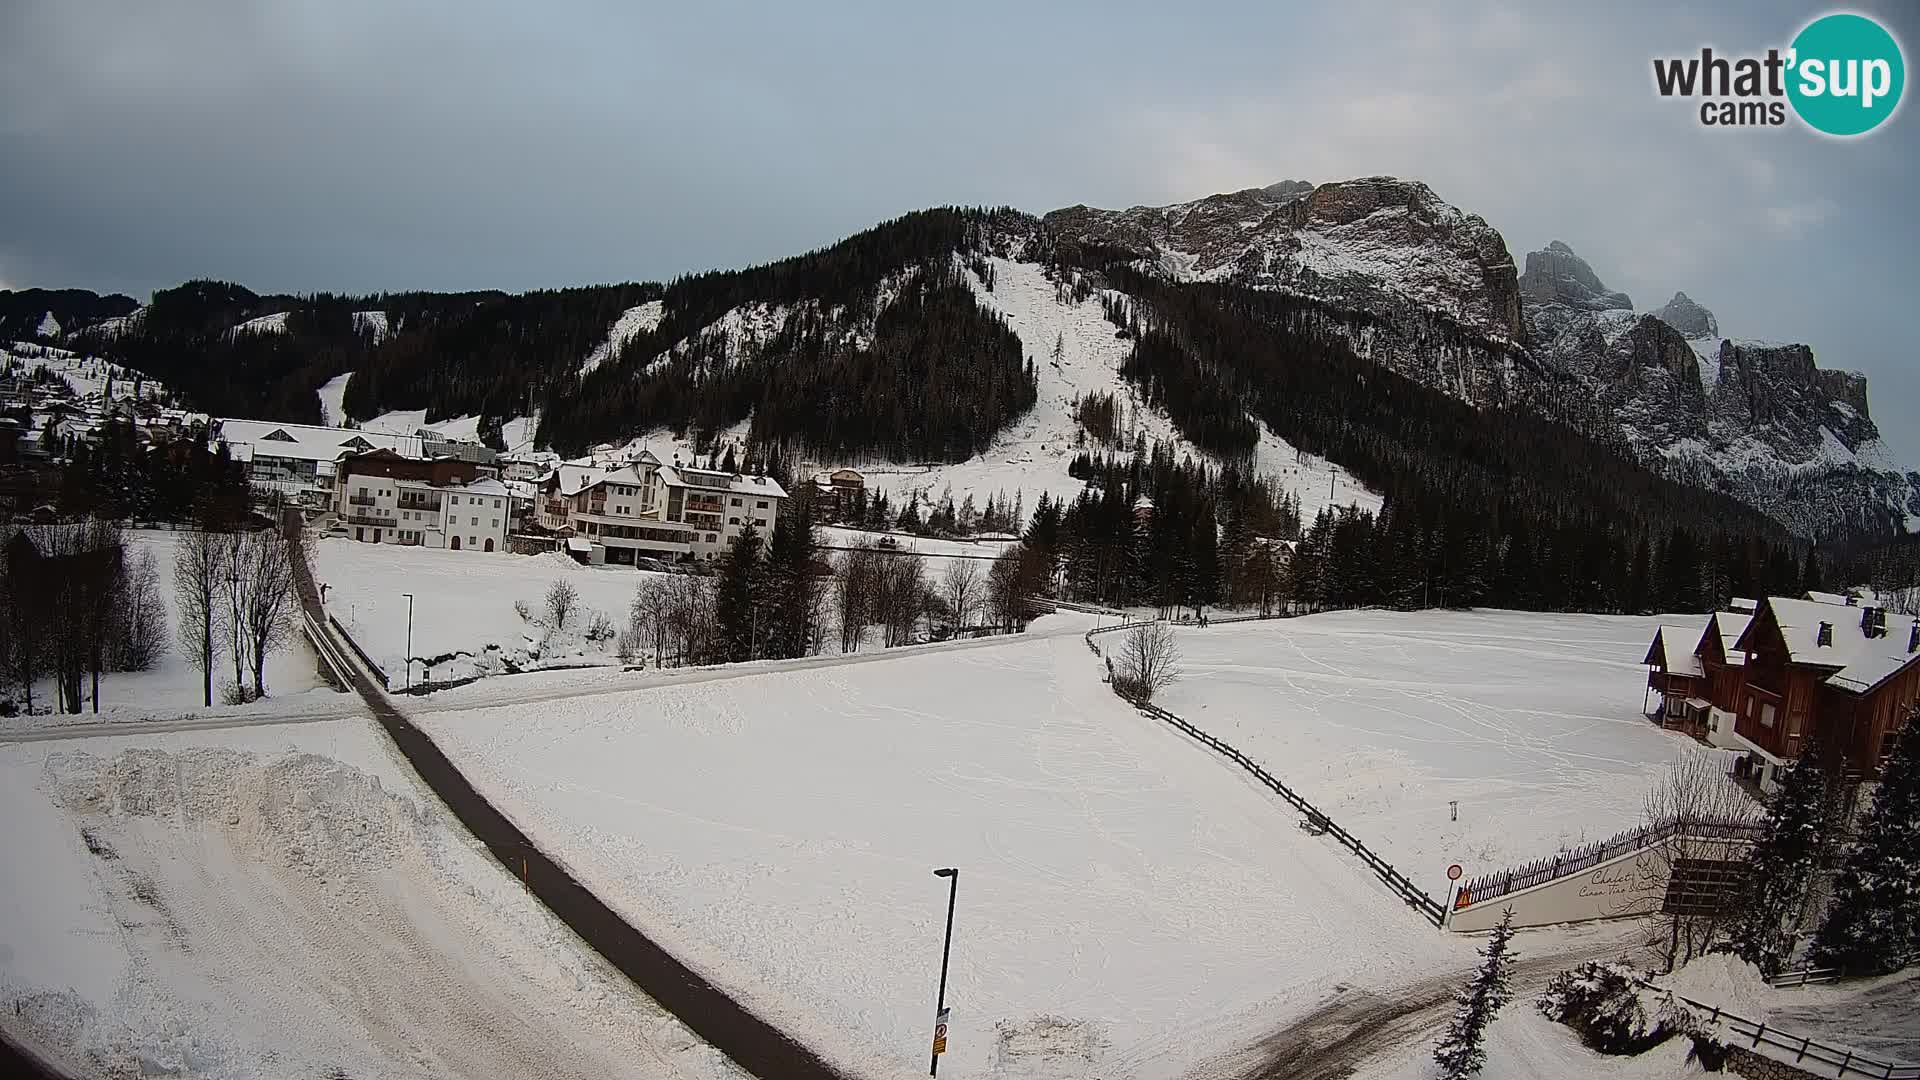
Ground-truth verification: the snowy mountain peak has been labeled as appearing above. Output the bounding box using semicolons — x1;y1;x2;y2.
1044;175;1523;342
1652;291;1718;339
1518;241;1633;312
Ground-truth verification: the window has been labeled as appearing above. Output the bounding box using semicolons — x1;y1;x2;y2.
1761;704;1776;728
728;517;739;526
471;516;479;526
706;533;717;543
730;497;741;506
468;537;476;547
450;496;459;505
490;518;498;528
756;500;767;509
755;518;767;529
357;487;367;496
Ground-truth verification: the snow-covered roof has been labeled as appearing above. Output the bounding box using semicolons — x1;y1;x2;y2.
1728;597;1757;613
656;465;788;500
1742;597;1920;696
1804;590;1856;607
458;477;509;498
217;418;422;463
1707;611;1752;667
1646;625;1705;677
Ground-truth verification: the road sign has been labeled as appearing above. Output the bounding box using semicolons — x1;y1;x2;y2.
931;1007;950;1055
1446;863;1463;881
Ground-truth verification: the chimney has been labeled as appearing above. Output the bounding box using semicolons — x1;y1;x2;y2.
1816;621;1833;647
1861;606;1886;639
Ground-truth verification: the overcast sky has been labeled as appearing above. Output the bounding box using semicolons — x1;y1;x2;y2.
4;1;1916;461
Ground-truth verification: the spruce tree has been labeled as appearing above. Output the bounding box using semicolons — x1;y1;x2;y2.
1808;715;1920;974
714;523;763;663
1728;740;1839;975
1434;908;1517;1078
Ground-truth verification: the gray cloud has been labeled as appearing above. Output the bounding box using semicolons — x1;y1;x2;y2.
3;0;1916;462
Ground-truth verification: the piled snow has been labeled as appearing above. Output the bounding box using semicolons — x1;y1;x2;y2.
315;371;352;427
414;631;1464;1079
230;311;290;336
1354;1006;1702;1080
1155;610;1719;880
1659;954;1773;1018
579;300;664;379
311;539;659;683
0;721;747;1080
352;309;389;342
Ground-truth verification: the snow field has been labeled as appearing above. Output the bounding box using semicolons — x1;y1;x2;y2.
1153;609;1721;889
0;719;746;1080
415;631;1468;1080
311;538;658;683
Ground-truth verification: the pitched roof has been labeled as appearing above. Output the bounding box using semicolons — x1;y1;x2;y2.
216;418;422;463
656;465;788;500
1738;596;1920;696
1645;625;1705;677
1704;611;1753;667
1804;590;1856;607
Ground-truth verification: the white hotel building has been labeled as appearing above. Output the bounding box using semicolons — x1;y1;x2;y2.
331;448;511;552
535;451;786;564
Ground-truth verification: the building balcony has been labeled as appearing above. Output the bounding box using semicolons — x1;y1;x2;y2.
345;512;389;527
348;494;378;507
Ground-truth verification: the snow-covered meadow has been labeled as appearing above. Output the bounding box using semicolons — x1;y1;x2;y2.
0;718;746;1080
415;628;1468;1080
310;538;661;684
1153;610;1723;889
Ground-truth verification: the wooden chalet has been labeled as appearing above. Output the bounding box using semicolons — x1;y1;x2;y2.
1730;596;1920;787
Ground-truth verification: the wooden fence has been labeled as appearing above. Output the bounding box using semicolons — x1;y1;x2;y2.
1643;981;1920;1079
1458;816;1766;909
327;614;390;691
1765;952;1914;989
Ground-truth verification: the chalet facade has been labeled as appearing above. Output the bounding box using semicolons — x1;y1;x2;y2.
1645;593;1918;794
534;452;787;565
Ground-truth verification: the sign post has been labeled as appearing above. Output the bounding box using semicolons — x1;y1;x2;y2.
930;868;958;1076
931;1007;949;1059
1444;863;1464;928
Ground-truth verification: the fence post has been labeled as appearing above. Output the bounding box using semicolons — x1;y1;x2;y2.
1797;1036;1809;1062
1838;1050;1853;1076
1752;1022;1765;1048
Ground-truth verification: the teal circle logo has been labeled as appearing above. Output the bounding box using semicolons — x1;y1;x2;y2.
1788;13;1904;136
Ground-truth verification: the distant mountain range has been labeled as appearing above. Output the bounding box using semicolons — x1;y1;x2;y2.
5;176;1912;542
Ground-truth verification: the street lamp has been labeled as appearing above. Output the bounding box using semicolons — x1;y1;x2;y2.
401;592;414;690
930;867;958;1077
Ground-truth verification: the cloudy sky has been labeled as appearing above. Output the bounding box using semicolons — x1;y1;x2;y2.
4;1;1917;460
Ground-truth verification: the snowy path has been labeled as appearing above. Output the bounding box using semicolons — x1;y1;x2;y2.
415;629;1466;1080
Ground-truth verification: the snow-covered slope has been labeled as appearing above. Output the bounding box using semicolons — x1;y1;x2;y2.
578;300;663;379
315;371;352;427
229;311;290;336
352;309;389;342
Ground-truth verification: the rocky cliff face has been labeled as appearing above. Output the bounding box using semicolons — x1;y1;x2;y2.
1048;178;1913;538
1046;177;1525;343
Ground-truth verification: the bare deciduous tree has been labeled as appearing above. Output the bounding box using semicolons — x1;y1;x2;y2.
175;528;228;708
943;558;983;632
234;530;298;699
836;543;880;653
1116;620;1182;702
115;546;169;671
1635;751;1760;973
876;554;929;648
546;578;580;629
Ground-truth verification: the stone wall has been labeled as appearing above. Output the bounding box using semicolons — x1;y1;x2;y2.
1726;1046;1824;1080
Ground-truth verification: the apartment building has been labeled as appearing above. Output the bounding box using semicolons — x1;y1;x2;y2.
534;451;787;564
333;448;510;552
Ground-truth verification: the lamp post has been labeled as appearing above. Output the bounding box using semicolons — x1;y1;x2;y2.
401;592;414;690
930;867;958;1076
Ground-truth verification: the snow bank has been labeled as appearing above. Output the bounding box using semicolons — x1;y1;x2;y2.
0;723;747;1080
1660;954;1773;1019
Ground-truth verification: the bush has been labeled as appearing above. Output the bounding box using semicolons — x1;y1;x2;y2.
546;580;579;629
585;610;615;643
1537;961;1693;1055
513;599;531;622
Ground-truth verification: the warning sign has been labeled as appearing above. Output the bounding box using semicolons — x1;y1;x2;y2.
931;1007;950;1055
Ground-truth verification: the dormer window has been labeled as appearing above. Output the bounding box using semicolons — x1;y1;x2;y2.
1815;622;1833;647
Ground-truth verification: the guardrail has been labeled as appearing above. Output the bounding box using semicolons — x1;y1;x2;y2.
327;614;390;691
1640;980;1920;1079
1766;952;1913;989
1458;816;1766;910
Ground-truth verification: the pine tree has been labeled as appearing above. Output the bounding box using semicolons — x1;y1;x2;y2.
1434;909;1517;1078
1728;740;1840;975
1808;714;1920;974
714;523;763;663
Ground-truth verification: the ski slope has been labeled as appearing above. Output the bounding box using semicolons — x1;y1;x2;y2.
0;719;745;1080
1154;610;1722;886
842;257;1377;522
415;629;1466;1080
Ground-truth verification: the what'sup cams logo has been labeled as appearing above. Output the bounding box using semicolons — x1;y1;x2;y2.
1653;12;1904;136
